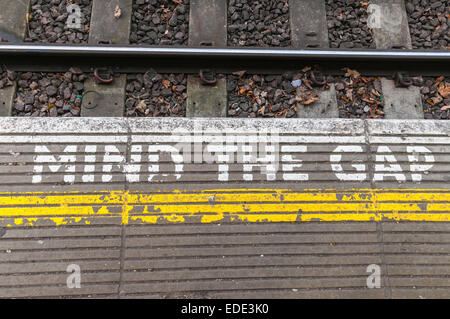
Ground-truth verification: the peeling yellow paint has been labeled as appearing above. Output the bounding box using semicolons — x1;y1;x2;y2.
0;189;449;226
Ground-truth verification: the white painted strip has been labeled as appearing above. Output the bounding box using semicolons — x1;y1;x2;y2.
0;118;127;133
370;137;450;144
0;136;128;143
131;135;366;144
367;119;450;136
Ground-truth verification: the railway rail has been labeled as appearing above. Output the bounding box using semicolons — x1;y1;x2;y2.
1;44;449;75
0;0;449;300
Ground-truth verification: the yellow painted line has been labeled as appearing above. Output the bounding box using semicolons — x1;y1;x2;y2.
0;189;449;226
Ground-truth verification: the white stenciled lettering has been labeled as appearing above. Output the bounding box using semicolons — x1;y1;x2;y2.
124;145;142;183
407;146;435;182
82;145;96;183
373;146;406;182
330;145;367;181
102;145;125;183
32;145;77;184
281;145;308;181
147;145;184;181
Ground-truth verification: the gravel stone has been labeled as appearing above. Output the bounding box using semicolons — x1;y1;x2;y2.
130;0;189;45
419;76;449;119
227;0;292;47
25;0;92;44
405;0;449;50
326;0;375;49
0;69;15;89
227;73;301;118
12;71;86;117
125;72;187;117
335;69;384;119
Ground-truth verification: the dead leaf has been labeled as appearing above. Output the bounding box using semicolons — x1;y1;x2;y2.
438;83;450;99
136;100;147;113
346;88;353;101
258;105;265;115
232;70;247;78
431;95;443;104
302;96;319;105
162;79;170;88
344;68;360;79
114;5;121;19
433;76;444;87
440;105;450;111
172;0;183;4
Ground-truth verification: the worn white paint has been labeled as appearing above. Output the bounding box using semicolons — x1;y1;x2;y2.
0;117;444;184
330;145;367;181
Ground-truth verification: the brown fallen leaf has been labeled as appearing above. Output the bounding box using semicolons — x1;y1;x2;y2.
346;88;353;101
232;70;247;78
302;96;319;105
433;76;444;87
431;95;443;104
258;105;266;115
441;105;450;111
172;0;183;4
438;83;450;99
162;79;170;88
344;68;360;79
136;100;147;113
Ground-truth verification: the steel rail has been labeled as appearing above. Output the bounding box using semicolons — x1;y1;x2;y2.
0;44;449;75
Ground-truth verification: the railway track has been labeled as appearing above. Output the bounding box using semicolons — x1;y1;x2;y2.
0;0;449;300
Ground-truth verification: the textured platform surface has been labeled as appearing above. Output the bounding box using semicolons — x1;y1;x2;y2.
0;118;449;298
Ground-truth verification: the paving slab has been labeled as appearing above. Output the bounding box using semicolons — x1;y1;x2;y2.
381;79;423;119
0;83;15;116
297;85;339;118
88;0;133;45
0;0;29;41
186;77;227;117
81;75;127;117
289;0;329;48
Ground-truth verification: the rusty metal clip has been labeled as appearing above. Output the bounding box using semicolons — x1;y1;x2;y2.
394;72;412;88
308;70;327;86
199;69;217;85
93;68;114;84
